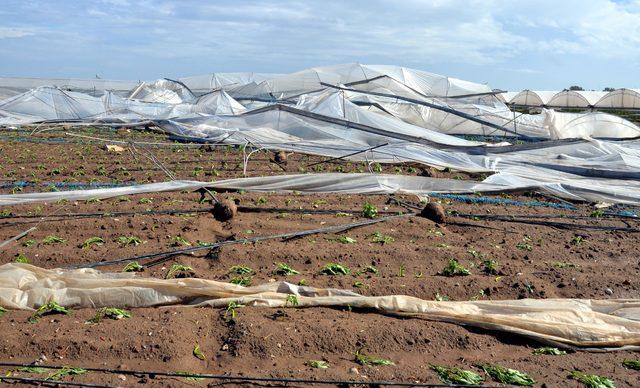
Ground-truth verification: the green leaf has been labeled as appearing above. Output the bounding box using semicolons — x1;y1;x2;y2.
30;301;69;323
123;261;144;272
480;364;535;386
320;263;350;276
42;235;66;245
193;344;206;360
570;371;615;388
46;367;87;380
274;262;299;276
17;366;49;374
81;237;105;249
430;365;484;385
175;371;205;381
441;259;470;277
354;349;394;366
306;360;329;369
362;203;378;219
622;359;640;370
532;347;567;355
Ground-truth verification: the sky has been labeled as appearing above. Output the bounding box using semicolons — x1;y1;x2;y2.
0;0;639;91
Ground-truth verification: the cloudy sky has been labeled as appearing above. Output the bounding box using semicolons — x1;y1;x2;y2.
0;0;638;90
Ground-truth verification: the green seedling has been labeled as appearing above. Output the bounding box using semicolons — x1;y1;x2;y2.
570;371;615;388
589;209;604;218
87;307;131;323
229;265;254;275
353;281;365;288
138;197;153;204
15;253;29;263
116;236;143;246
225;301;244;319
354;348;394;366
306;360;329;369
115;196;130;202
274;262;299;276
335;236;356;244
256;196;267;205
230;276;252;286
372;163;383;173
516;242;532;251
361;265;379;275
479;364;535;386
43;235;66;245
173;235;191;246
571;236;585;245
46;367;87;381
430;365;484;385
123;261;144;272
166;264;195;279
533;347;566;355
81;237;105;249
0;209;12;218
370;231;394;244
285;295;299;307
441;259;470;276
482;259;498;275
320;263;351;275
622;359;640;370
0;306;6;317
193;344;206;360
22;239;36;247
30;301;69;323
298;279;308;286
398;264;406;277
362;202;378;219
17;366;49;374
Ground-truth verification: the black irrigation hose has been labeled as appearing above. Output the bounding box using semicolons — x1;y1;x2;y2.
68;213;416;269
456;214;640;232
0;362;493;387
0;206;405;226
0;375;115;388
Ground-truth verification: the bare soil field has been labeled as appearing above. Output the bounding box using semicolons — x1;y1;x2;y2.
0;128;638;387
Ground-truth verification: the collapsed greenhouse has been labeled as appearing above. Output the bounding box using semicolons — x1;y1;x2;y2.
1;64;639;386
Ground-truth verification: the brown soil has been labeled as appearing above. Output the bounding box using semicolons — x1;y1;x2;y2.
0;127;638;387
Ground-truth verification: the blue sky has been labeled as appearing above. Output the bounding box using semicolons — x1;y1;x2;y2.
0;0;639;91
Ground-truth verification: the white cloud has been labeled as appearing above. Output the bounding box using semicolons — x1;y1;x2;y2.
0;27;35;39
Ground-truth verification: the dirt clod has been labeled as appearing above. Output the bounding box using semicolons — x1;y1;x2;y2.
420;202;447;223
213;199;238;222
274;151;288;165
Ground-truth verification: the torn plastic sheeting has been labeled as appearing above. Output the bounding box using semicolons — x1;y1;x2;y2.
1;263;639;350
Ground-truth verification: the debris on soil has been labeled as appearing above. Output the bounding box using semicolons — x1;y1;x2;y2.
105;144;125;153
274;151;288;165
213;199;238;221
421;202;447;223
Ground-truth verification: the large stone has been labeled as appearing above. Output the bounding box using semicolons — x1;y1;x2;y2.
213;199;237;222
420;202;446;223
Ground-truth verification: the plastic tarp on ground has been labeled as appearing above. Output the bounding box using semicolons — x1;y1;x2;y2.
1;263;639;350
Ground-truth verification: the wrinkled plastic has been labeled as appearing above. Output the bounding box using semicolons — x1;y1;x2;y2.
1;263;639;350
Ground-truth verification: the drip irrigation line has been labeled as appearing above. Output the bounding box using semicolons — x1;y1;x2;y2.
0;362;492;387
454;212;640;222
0;226;36;248
456;214;640;232
0;206;404;226
427;193;576;210
0;375;115;388
68;213;415;269
305;142;390;168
